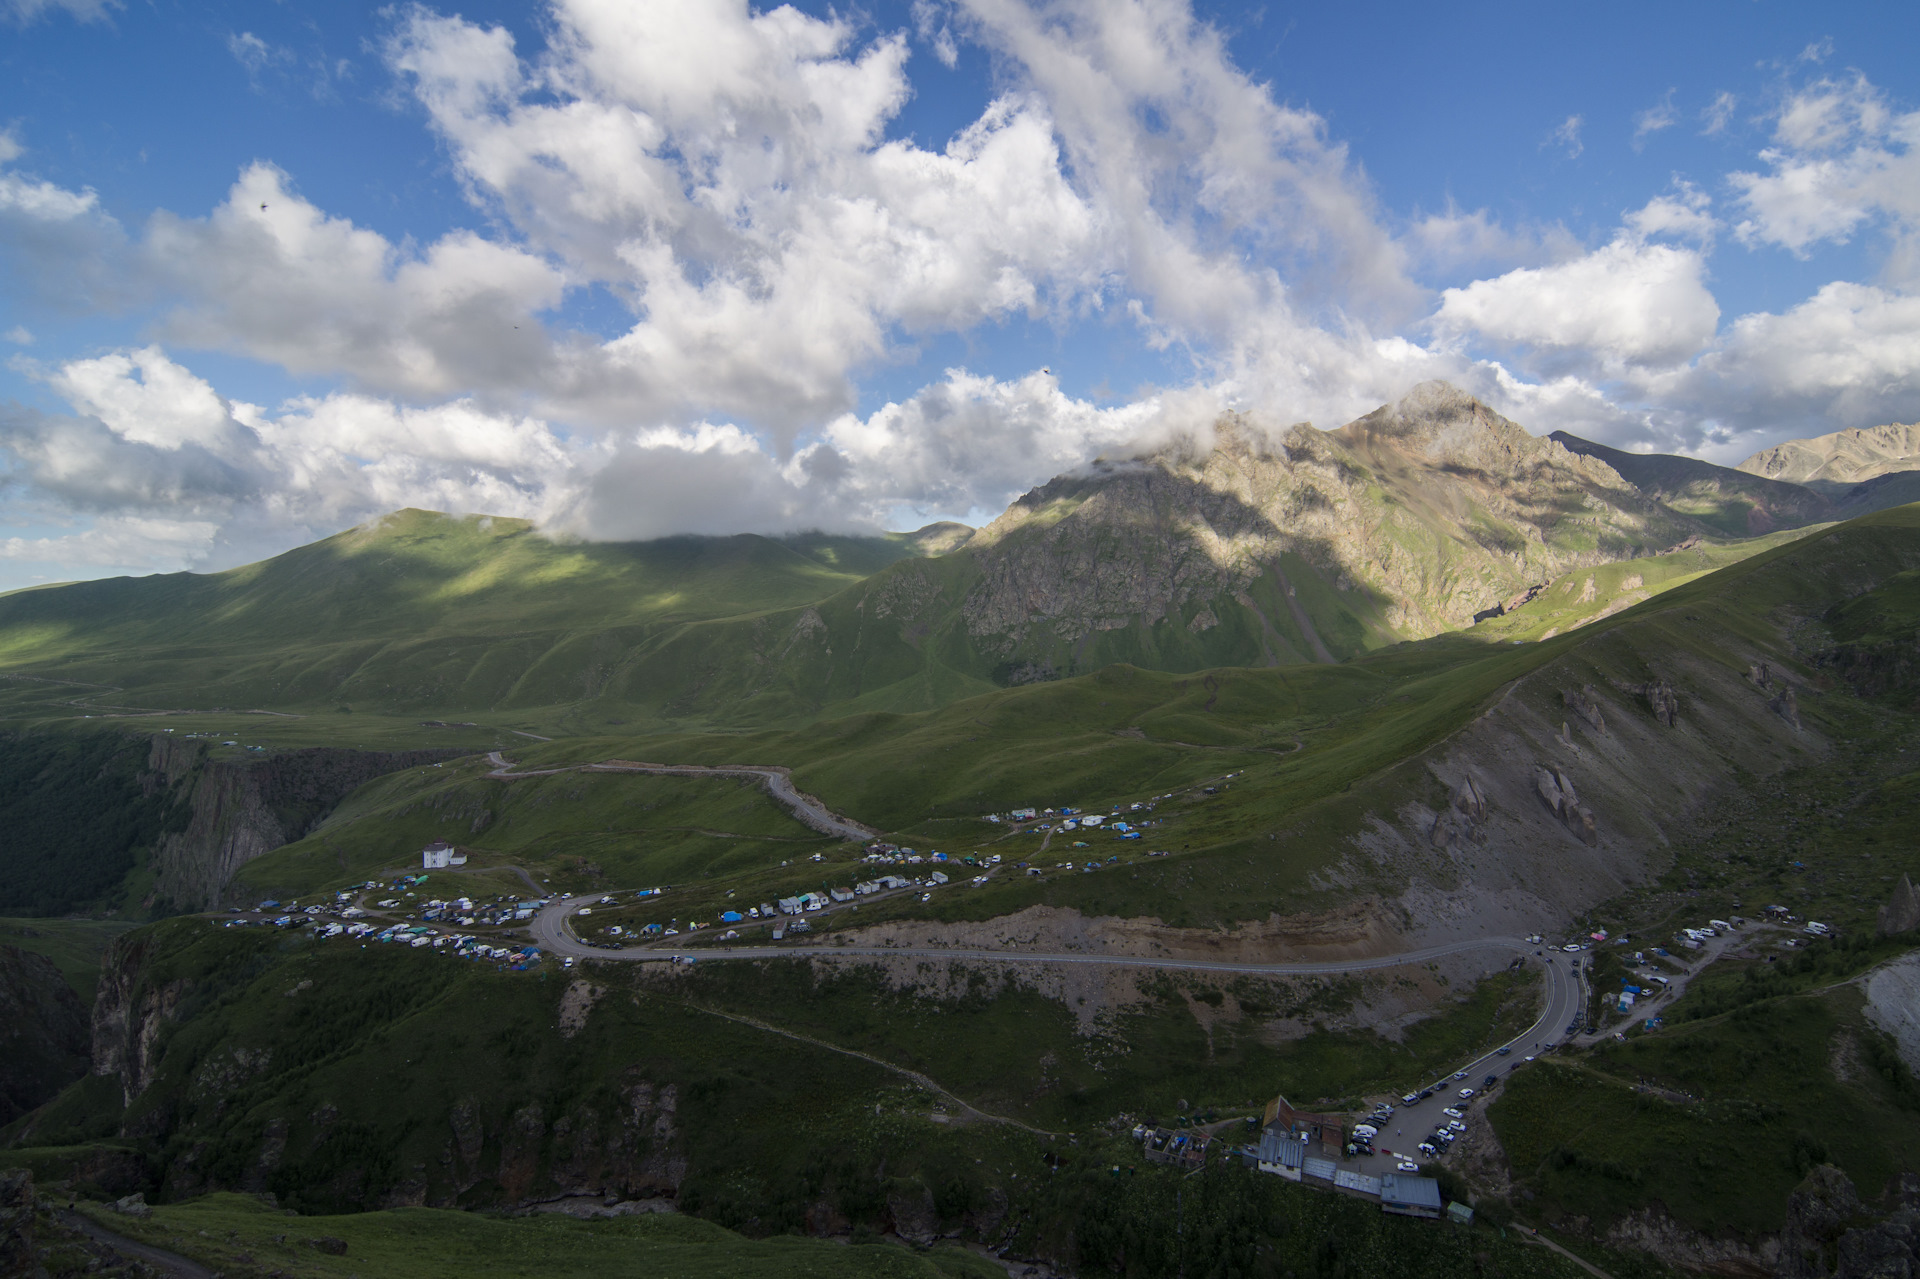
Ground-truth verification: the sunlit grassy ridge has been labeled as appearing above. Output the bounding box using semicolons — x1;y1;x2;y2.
0;511;940;729
217;506;1920;935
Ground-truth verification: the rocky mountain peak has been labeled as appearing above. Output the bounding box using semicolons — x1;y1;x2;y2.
1738;421;1920;486
951;384;1695;664
1335;380;1557;473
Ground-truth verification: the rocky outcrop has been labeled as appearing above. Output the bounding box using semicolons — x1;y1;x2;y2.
1642;678;1679;727
1771;684;1802;730
1533;765;1598;846
0;945;90;1126
1602;1205;1778;1275
1563;685;1607;733
89;930;190;1111
1862;951;1920;1074
1880;876;1920;936
1776;1165;1920;1279
1429;774;1489;850
145;735;468;910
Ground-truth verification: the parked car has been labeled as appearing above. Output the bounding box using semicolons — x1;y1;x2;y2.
1441;1107;1463;1119
1448;1120;1467;1132
1458;1088;1476;1099
1397;1161;1420;1172
1483;1075;1499;1088
1401;1093;1419;1105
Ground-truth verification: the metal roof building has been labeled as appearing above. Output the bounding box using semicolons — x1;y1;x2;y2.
1380;1173;1444;1219
1255;1132;1305;1180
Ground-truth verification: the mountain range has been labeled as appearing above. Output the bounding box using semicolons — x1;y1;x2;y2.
1;381;1916;733
3;383;1920;1277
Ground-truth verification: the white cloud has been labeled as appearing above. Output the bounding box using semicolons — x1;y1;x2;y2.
1436;237;1719;369
1548;114;1584;159
1701;91;1738;136
1633;91;1677;150
0;516;222;573
146;163;565;399
1407;206;1581;278
227;31;290;84
0;147;134;313
50;346;246;451
1661;281;1920;445
0;348;590;574
3;0;117;24
1623;184;1719;244
1730;74;1920;271
569;368;1162;541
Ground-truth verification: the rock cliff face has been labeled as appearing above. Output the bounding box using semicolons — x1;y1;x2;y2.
960;383;1695;663
144;736;467;910
0;945;89;1126
88;928;188;1112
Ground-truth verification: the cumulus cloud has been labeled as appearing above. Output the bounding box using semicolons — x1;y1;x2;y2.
1731;72;1920;270
0;347;593;575
1436;237;1720;370
1658;281;1920;449
0;142;135;312
146;164;565;399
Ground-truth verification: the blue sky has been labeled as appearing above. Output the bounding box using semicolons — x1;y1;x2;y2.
3;0;1919;586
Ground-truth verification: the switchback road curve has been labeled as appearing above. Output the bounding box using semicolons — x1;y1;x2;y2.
485;752;877;840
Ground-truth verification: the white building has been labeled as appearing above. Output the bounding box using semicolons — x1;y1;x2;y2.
422;841;467;869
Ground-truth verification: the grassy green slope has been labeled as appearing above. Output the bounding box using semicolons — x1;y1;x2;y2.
0;511;935;726
226;505;1920;933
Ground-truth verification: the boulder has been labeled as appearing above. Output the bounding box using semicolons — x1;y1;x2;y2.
1563;685;1606;733
1771;684;1802;729
111;1191;152;1219
1642;678;1679;728
1880;875;1920;936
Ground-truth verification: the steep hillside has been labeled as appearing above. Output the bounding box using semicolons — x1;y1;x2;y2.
1548;430;1833;536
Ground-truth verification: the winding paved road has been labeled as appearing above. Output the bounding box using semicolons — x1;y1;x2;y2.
486;752;877;839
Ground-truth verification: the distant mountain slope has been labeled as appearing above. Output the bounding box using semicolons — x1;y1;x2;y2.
1738;421;1920;489
1548;431;1833;536
0;512;954;721
0;384;1825;732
